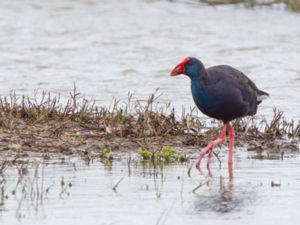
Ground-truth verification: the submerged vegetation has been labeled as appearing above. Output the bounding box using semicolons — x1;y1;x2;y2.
99;147;113;160
0;87;299;162
139;146;188;162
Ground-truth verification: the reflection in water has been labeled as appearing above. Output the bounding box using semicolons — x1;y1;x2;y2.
0;154;300;225
0;158;245;221
193;176;237;214
0;161;73;219
140;162;167;199
197;155;233;178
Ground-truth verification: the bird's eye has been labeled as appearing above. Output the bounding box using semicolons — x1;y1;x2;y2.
186;61;192;66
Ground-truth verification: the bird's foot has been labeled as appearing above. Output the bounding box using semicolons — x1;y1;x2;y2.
195;124;227;175
195;141;215;172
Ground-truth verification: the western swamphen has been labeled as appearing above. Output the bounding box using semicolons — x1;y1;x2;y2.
171;57;269;176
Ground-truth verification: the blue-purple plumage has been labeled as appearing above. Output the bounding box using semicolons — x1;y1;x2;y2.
170;57;268;173
185;58;269;123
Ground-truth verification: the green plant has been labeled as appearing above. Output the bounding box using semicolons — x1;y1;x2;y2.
100;147;113;160
139;148;152;160
139;146;188;163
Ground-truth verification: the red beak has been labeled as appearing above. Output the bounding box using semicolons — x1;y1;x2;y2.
170;64;185;76
170;57;189;76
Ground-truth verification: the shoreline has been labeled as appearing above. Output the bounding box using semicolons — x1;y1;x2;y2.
0;90;299;163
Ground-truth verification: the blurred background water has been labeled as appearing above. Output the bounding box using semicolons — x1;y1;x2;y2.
0;0;299;120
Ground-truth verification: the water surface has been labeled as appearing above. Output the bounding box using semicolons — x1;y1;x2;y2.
0;0;299;119
1;151;300;225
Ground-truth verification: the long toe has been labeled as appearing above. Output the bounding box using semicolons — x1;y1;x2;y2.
207;151;213;169
195;149;208;170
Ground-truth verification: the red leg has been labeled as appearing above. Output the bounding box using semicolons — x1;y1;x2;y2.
196;124;227;171
226;124;235;165
227;123;235;178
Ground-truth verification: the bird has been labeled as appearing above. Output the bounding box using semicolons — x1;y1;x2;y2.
170;57;269;177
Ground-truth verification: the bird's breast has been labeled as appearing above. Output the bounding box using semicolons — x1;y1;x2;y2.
191;83;216;113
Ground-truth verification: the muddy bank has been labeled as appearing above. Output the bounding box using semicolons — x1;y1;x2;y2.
0;115;298;160
0;91;299;162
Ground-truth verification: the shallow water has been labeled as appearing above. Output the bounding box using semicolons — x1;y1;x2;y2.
0;0;299;119
1;151;300;225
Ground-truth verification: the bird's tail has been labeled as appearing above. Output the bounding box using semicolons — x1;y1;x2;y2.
257;89;269;103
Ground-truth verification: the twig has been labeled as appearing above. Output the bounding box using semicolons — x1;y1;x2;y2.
213;151;222;168
112;177;124;192
192;179;210;193
192;182;202;193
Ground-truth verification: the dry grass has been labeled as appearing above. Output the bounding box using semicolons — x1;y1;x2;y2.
286;0;300;11
202;0;300;12
0;87;299;160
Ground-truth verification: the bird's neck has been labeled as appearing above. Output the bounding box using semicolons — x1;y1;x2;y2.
191;76;204;95
190;72;214;111
190;69;208;90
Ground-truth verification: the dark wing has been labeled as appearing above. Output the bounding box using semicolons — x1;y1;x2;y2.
207;65;269;105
